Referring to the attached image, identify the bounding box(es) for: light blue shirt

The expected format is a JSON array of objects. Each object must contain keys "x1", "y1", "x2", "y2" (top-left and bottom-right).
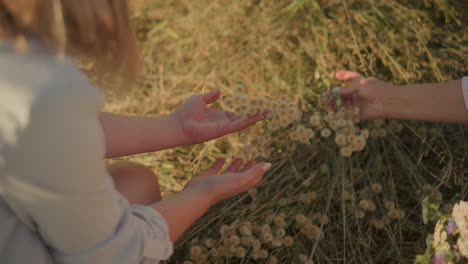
[{"x1": 0, "y1": 41, "x2": 173, "y2": 264}]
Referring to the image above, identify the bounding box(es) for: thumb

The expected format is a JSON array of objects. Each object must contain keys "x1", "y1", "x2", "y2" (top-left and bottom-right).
[
  {"x1": 200, "y1": 90, "x2": 221, "y2": 104},
  {"x1": 334, "y1": 70, "x2": 362, "y2": 81}
]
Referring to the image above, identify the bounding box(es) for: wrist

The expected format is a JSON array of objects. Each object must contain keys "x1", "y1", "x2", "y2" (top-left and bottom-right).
[
  {"x1": 167, "y1": 112, "x2": 194, "y2": 146},
  {"x1": 183, "y1": 181, "x2": 219, "y2": 206},
  {"x1": 163, "y1": 114, "x2": 191, "y2": 146},
  {"x1": 380, "y1": 84, "x2": 404, "y2": 120}
]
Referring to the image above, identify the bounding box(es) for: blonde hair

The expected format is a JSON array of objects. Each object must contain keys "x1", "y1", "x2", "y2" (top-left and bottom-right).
[{"x1": 0, "y1": 0, "x2": 139, "y2": 86}]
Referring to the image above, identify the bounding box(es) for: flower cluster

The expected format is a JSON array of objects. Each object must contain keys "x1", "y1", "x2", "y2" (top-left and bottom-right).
[
  {"x1": 350, "y1": 184, "x2": 405, "y2": 229},
  {"x1": 223, "y1": 95, "x2": 298, "y2": 158},
  {"x1": 186, "y1": 213, "x2": 299, "y2": 263},
  {"x1": 232, "y1": 133, "x2": 274, "y2": 159},
  {"x1": 290, "y1": 106, "x2": 369, "y2": 157},
  {"x1": 290, "y1": 125, "x2": 315, "y2": 144},
  {"x1": 223, "y1": 93, "x2": 404, "y2": 160},
  {"x1": 452, "y1": 201, "x2": 468, "y2": 258},
  {"x1": 387, "y1": 208, "x2": 406, "y2": 220},
  {"x1": 298, "y1": 254, "x2": 315, "y2": 264},
  {"x1": 224, "y1": 95, "x2": 301, "y2": 130},
  {"x1": 420, "y1": 184, "x2": 443, "y2": 204},
  {"x1": 184, "y1": 210, "x2": 330, "y2": 263},
  {"x1": 295, "y1": 213, "x2": 326, "y2": 240},
  {"x1": 359, "y1": 199, "x2": 377, "y2": 212},
  {"x1": 298, "y1": 191, "x2": 318, "y2": 205},
  {"x1": 415, "y1": 201, "x2": 468, "y2": 264}
]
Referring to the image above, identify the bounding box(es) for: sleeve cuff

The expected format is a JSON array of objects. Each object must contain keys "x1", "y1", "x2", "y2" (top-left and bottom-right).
[
  {"x1": 131, "y1": 205, "x2": 173, "y2": 261},
  {"x1": 462, "y1": 76, "x2": 468, "y2": 112}
]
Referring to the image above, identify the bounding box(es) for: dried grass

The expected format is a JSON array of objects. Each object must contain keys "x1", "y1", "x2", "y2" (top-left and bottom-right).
[{"x1": 101, "y1": 0, "x2": 467, "y2": 263}]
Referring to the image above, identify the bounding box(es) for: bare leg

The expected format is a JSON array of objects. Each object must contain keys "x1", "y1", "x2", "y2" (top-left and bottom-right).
[{"x1": 107, "y1": 161, "x2": 162, "y2": 205}]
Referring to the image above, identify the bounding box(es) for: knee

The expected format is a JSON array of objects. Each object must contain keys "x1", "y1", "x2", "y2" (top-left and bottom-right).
[
  {"x1": 108, "y1": 161, "x2": 162, "y2": 204},
  {"x1": 109, "y1": 161, "x2": 155, "y2": 179}
]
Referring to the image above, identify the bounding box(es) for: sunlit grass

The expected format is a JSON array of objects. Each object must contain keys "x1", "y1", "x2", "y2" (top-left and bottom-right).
[{"x1": 101, "y1": 0, "x2": 468, "y2": 263}]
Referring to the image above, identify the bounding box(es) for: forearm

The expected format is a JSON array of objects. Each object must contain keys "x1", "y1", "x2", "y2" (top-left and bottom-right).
[
  {"x1": 385, "y1": 80, "x2": 468, "y2": 123},
  {"x1": 151, "y1": 185, "x2": 215, "y2": 242},
  {"x1": 99, "y1": 113, "x2": 186, "y2": 158}
]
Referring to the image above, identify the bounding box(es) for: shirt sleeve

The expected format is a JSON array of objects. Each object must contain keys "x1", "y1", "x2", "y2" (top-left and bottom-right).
[
  {"x1": 462, "y1": 76, "x2": 468, "y2": 112},
  {"x1": 0, "y1": 60, "x2": 172, "y2": 263}
]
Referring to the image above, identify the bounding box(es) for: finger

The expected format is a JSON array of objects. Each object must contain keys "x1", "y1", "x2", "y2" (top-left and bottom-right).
[
  {"x1": 225, "y1": 112, "x2": 268, "y2": 133},
  {"x1": 334, "y1": 70, "x2": 362, "y2": 81},
  {"x1": 332, "y1": 76, "x2": 364, "y2": 96},
  {"x1": 240, "y1": 162, "x2": 272, "y2": 187},
  {"x1": 223, "y1": 158, "x2": 244, "y2": 173},
  {"x1": 200, "y1": 158, "x2": 226, "y2": 177},
  {"x1": 201, "y1": 90, "x2": 221, "y2": 104},
  {"x1": 241, "y1": 160, "x2": 256, "y2": 172}
]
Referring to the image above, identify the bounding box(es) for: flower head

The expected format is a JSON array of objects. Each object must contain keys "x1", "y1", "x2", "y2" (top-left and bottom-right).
[
  {"x1": 204, "y1": 238, "x2": 215, "y2": 248},
  {"x1": 298, "y1": 254, "x2": 308, "y2": 262},
  {"x1": 335, "y1": 134, "x2": 347, "y2": 146},
  {"x1": 320, "y1": 128, "x2": 332, "y2": 138},
  {"x1": 371, "y1": 183, "x2": 382, "y2": 193},
  {"x1": 340, "y1": 147, "x2": 352, "y2": 157},
  {"x1": 355, "y1": 210, "x2": 365, "y2": 218},
  {"x1": 271, "y1": 239, "x2": 282, "y2": 247},
  {"x1": 309, "y1": 115, "x2": 321, "y2": 126},
  {"x1": 262, "y1": 232, "x2": 273, "y2": 242},
  {"x1": 283, "y1": 236, "x2": 294, "y2": 246},
  {"x1": 384, "y1": 201, "x2": 395, "y2": 210},
  {"x1": 260, "y1": 249, "x2": 269, "y2": 259}
]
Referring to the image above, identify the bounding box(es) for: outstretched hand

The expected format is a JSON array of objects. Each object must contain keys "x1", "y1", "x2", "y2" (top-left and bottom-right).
[
  {"x1": 331, "y1": 70, "x2": 394, "y2": 120},
  {"x1": 185, "y1": 158, "x2": 271, "y2": 203},
  {"x1": 171, "y1": 90, "x2": 268, "y2": 145}
]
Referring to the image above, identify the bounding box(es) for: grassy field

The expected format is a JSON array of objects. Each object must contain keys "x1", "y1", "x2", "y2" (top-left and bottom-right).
[{"x1": 103, "y1": 0, "x2": 467, "y2": 263}]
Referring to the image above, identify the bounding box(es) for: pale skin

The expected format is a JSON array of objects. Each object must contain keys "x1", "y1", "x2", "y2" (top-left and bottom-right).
[
  {"x1": 100, "y1": 90, "x2": 271, "y2": 241},
  {"x1": 332, "y1": 70, "x2": 468, "y2": 123}
]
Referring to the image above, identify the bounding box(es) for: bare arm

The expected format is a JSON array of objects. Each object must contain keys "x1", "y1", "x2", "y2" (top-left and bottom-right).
[
  {"x1": 333, "y1": 70, "x2": 468, "y2": 123},
  {"x1": 99, "y1": 113, "x2": 185, "y2": 158},
  {"x1": 151, "y1": 184, "x2": 215, "y2": 241},
  {"x1": 99, "y1": 91, "x2": 266, "y2": 159},
  {"x1": 385, "y1": 80, "x2": 467, "y2": 123}
]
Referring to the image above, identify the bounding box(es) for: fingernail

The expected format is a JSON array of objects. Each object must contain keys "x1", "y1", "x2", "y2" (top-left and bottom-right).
[
  {"x1": 263, "y1": 162, "x2": 272, "y2": 171},
  {"x1": 332, "y1": 87, "x2": 341, "y2": 94}
]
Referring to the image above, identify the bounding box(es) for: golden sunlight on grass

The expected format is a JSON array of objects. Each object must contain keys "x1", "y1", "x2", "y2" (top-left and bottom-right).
[{"x1": 98, "y1": 0, "x2": 467, "y2": 263}]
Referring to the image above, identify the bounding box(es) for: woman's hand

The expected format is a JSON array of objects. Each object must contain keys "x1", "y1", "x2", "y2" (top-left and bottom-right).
[
  {"x1": 171, "y1": 90, "x2": 268, "y2": 145},
  {"x1": 185, "y1": 158, "x2": 271, "y2": 203},
  {"x1": 332, "y1": 70, "x2": 394, "y2": 120},
  {"x1": 152, "y1": 158, "x2": 271, "y2": 241}
]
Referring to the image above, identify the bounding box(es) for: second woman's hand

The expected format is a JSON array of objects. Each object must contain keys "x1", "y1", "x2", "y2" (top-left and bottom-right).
[{"x1": 332, "y1": 70, "x2": 394, "y2": 120}]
